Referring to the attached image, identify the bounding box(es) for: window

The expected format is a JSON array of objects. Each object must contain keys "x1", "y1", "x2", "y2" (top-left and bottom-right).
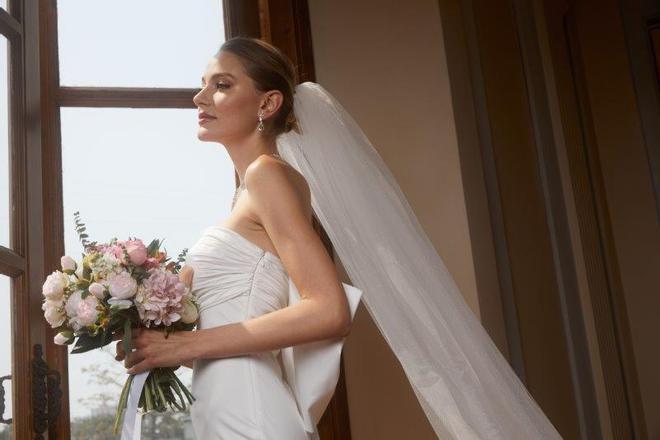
[
  {"x1": 61, "y1": 107, "x2": 234, "y2": 436},
  {"x1": 55, "y1": 2, "x2": 227, "y2": 437},
  {"x1": 57, "y1": 0, "x2": 224, "y2": 88}
]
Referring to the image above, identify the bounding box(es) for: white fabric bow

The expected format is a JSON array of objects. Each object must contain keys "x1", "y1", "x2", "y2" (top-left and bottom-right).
[{"x1": 280, "y1": 277, "x2": 363, "y2": 438}]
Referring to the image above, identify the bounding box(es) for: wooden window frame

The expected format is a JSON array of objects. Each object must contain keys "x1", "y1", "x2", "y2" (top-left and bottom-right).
[
  {"x1": 1, "y1": 0, "x2": 54, "y2": 438},
  {"x1": 0, "y1": 0, "x2": 354, "y2": 438}
]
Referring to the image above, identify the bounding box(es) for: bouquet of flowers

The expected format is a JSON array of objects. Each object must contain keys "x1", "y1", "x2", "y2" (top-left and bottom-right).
[{"x1": 41, "y1": 211, "x2": 199, "y2": 435}]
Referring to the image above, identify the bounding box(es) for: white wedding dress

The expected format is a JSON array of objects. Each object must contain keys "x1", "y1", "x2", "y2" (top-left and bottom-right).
[
  {"x1": 116, "y1": 222, "x2": 359, "y2": 440},
  {"x1": 185, "y1": 225, "x2": 320, "y2": 440}
]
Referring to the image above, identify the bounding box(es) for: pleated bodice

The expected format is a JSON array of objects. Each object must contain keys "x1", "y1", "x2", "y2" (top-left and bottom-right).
[{"x1": 186, "y1": 225, "x2": 288, "y2": 323}]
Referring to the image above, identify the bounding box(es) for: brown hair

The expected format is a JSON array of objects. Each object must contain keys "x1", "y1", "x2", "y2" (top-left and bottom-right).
[{"x1": 218, "y1": 37, "x2": 300, "y2": 137}]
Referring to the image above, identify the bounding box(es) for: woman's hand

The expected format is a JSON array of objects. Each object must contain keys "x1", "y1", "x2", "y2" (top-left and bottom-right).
[
  {"x1": 179, "y1": 265, "x2": 194, "y2": 291},
  {"x1": 114, "y1": 327, "x2": 196, "y2": 375}
]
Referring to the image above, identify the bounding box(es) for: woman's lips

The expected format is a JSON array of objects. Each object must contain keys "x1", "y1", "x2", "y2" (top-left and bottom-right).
[{"x1": 198, "y1": 115, "x2": 217, "y2": 125}]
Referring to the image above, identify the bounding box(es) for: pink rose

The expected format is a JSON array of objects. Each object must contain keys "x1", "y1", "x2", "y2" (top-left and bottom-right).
[
  {"x1": 124, "y1": 239, "x2": 148, "y2": 266},
  {"x1": 143, "y1": 257, "x2": 161, "y2": 270}
]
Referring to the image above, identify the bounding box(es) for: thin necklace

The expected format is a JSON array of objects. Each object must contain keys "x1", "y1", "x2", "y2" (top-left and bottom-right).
[{"x1": 231, "y1": 152, "x2": 282, "y2": 209}]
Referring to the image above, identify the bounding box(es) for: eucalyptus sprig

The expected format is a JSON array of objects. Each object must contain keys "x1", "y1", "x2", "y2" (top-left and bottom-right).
[
  {"x1": 173, "y1": 248, "x2": 189, "y2": 273},
  {"x1": 73, "y1": 211, "x2": 98, "y2": 252}
]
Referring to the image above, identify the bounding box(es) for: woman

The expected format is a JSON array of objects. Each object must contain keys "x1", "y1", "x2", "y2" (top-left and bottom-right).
[
  {"x1": 116, "y1": 37, "x2": 564, "y2": 439},
  {"x1": 116, "y1": 37, "x2": 352, "y2": 439}
]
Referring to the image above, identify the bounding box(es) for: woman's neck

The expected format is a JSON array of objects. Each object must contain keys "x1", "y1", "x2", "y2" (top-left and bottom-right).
[{"x1": 224, "y1": 133, "x2": 279, "y2": 185}]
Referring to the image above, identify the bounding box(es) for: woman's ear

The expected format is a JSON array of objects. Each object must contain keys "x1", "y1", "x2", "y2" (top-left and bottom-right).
[{"x1": 262, "y1": 90, "x2": 284, "y2": 119}]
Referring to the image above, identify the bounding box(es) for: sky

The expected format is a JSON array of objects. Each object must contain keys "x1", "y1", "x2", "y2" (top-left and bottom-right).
[{"x1": 2, "y1": 0, "x2": 233, "y2": 421}]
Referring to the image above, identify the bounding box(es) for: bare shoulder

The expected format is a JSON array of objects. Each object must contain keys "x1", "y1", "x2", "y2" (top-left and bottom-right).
[{"x1": 245, "y1": 154, "x2": 311, "y2": 218}]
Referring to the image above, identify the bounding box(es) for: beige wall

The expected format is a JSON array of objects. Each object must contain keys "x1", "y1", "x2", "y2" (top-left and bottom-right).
[{"x1": 308, "y1": 0, "x2": 479, "y2": 437}]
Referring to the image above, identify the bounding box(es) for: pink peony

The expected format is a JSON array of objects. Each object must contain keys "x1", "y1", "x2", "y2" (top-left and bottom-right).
[
  {"x1": 75, "y1": 295, "x2": 101, "y2": 327},
  {"x1": 64, "y1": 290, "x2": 101, "y2": 330},
  {"x1": 106, "y1": 271, "x2": 138, "y2": 299},
  {"x1": 134, "y1": 268, "x2": 187, "y2": 327},
  {"x1": 88, "y1": 282, "x2": 106, "y2": 299},
  {"x1": 124, "y1": 239, "x2": 148, "y2": 266},
  {"x1": 60, "y1": 255, "x2": 77, "y2": 272}
]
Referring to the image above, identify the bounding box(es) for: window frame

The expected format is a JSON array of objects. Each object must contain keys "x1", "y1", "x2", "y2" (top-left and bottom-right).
[{"x1": 5, "y1": 0, "x2": 353, "y2": 437}]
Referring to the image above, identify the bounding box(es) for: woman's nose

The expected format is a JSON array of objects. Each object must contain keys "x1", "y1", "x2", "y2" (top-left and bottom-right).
[{"x1": 193, "y1": 88, "x2": 205, "y2": 107}]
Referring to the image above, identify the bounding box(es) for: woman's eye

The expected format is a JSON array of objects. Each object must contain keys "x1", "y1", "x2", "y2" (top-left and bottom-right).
[{"x1": 215, "y1": 82, "x2": 230, "y2": 90}]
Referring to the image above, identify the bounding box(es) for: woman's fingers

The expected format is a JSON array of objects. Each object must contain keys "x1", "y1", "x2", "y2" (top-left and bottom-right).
[
  {"x1": 115, "y1": 340, "x2": 126, "y2": 361},
  {"x1": 123, "y1": 349, "x2": 145, "y2": 369}
]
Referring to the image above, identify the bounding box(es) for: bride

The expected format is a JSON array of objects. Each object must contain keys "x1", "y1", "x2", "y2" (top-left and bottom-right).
[{"x1": 115, "y1": 36, "x2": 564, "y2": 439}]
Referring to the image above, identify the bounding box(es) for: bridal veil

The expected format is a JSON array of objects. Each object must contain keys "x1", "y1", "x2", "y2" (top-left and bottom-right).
[{"x1": 275, "y1": 81, "x2": 563, "y2": 439}]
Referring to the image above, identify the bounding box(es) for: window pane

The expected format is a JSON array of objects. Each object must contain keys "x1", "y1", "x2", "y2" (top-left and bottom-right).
[
  {"x1": 57, "y1": 0, "x2": 225, "y2": 87},
  {"x1": 0, "y1": 36, "x2": 8, "y2": 249},
  {"x1": 0, "y1": 274, "x2": 12, "y2": 438},
  {"x1": 61, "y1": 107, "x2": 234, "y2": 437}
]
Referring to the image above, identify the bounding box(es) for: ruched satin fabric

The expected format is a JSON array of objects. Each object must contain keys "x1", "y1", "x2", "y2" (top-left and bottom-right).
[{"x1": 186, "y1": 226, "x2": 310, "y2": 439}]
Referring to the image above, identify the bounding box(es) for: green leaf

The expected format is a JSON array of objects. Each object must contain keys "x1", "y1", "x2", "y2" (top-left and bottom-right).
[
  {"x1": 146, "y1": 239, "x2": 160, "y2": 257},
  {"x1": 70, "y1": 330, "x2": 107, "y2": 354}
]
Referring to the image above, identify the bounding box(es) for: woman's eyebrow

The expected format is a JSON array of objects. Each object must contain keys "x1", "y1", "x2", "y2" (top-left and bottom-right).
[{"x1": 201, "y1": 72, "x2": 236, "y2": 84}]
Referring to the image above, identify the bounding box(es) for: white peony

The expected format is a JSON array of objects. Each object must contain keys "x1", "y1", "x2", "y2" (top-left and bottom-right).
[
  {"x1": 42, "y1": 298, "x2": 66, "y2": 328},
  {"x1": 42, "y1": 270, "x2": 69, "y2": 300}
]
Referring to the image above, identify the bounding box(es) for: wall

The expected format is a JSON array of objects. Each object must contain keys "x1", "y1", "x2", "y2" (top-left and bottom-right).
[{"x1": 307, "y1": 0, "x2": 479, "y2": 437}]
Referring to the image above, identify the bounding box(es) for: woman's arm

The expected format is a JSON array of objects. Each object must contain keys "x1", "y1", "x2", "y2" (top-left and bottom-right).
[
  {"x1": 191, "y1": 156, "x2": 351, "y2": 362},
  {"x1": 124, "y1": 156, "x2": 352, "y2": 374}
]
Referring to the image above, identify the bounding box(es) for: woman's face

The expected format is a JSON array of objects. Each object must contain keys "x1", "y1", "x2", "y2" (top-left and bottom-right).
[{"x1": 193, "y1": 51, "x2": 263, "y2": 144}]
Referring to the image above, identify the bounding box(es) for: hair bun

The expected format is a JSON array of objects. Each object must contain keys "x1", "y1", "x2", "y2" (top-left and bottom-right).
[{"x1": 286, "y1": 112, "x2": 300, "y2": 134}]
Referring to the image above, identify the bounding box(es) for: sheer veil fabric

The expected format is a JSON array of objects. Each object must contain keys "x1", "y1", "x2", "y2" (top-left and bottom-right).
[{"x1": 275, "y1": 82, "x2": 564, "y2": 439}]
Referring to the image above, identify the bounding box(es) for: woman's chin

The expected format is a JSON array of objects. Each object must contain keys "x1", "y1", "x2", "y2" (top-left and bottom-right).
[{"x1": 197, "y1": 128, "x2": 217, "y2": 142}]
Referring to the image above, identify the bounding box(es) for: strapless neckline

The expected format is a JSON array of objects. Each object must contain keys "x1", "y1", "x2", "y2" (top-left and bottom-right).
[{"x1": 207, "y1": 225, "x2": 284, "y2": 267}]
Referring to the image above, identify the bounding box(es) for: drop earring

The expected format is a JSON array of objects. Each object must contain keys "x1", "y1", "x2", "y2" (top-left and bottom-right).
[{"x1": 257, "y1": 111, "x2": 265, "y2": 132}]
